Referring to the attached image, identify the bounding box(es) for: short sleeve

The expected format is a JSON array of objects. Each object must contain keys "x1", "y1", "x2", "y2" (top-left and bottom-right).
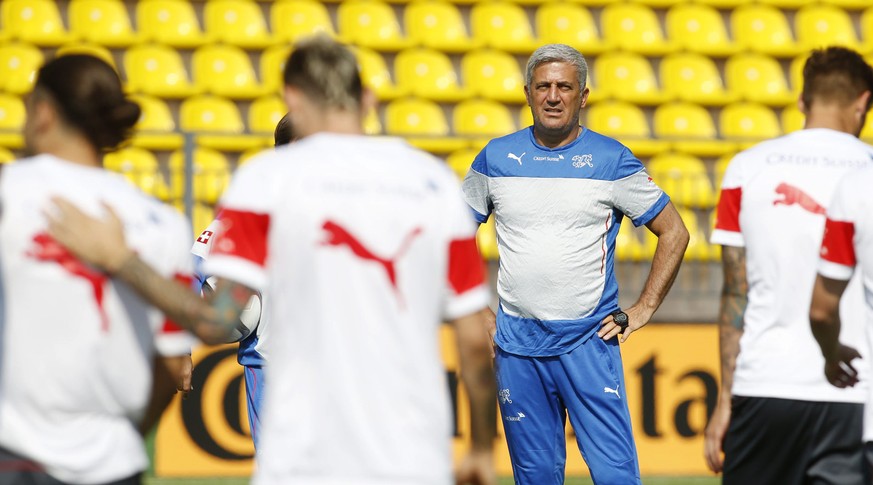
[
  {"x1": 711, "y1": 154, "x2": 745, "y2": 247},
  {"x1": 191, "y1": 219, "x2": 221, "y2": 292},
  {"x1": 203, "y1": 163, "x2": 273, "y2": 292},
  {"x1": 461, "y1": 149, "x2": 492, "y2": 224},
  {"x1": 443, "y1": 183, "x2": 490, "y2": 320},
  {"x1": 818, "y1": 175, "x2": 858, "y2": 281},
  {"x1": 612, "y1": 149, "x2": 669, "y2": 227}
]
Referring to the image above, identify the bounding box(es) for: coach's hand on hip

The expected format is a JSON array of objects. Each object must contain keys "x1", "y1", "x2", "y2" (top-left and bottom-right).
[{"x1": 598, "y1": 305, "x2": 651, "y2": 342}]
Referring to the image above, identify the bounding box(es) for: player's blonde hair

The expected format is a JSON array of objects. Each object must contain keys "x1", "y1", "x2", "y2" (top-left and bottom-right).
[{"x1": 283, "y1": 36, "x2": 362, "y2": 112}]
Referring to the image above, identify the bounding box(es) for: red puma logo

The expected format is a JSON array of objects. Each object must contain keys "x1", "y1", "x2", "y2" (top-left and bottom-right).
[
  {"x1": 320, "y1": 220, "x2": 422, "y2": 307},
  {"x1": 27, "y1": 233, "x2": 110, "y2": 331},
  {"x1": 773, "y1": 183, "x2": 826, "y2": 215}
]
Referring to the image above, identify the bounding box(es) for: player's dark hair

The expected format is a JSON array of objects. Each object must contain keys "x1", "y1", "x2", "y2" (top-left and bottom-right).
[
  {"x1": 283, "y1": 36, "x2": 362, "y2": 111},
  {"x1": 35, "y1": 54, "x2": 140, "y2": 152},
  {"x1": 274, "y1": 113, "x2": 295, "y2": 146},
  {"x1": 802, "y1": 47, "x2": 873, "y2": 111}
]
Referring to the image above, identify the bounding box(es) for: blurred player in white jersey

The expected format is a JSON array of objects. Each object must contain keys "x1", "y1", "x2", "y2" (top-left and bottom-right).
[
  {"x1": 0, "y1": 55, "x2": 195, "y2": 483},
  {"x1": 191, "y1": 113, "x2": 296, "y2": 447},
  {"x1": 46, "y1": 37, "x2": 498, "y2": 485},
  {"x1": 706, "y1": 47, "x2": 873, "y2": 484},
  {"x1": 811, "y1": 145, "x2": 873, "y2": 482}
]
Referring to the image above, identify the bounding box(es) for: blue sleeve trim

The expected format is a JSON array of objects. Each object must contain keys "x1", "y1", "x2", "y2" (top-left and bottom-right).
[
  {"x1": 632, "y1": 192, "x2": 670, "y2": 227},
  {"x1": 471, "y1": 207, "x2": 489, "y2": 224},
  {"x1": 470, "y1": 147, "x2": 489, "y2": 177},
  {"x1": 192, "y1": 254, "x2": 208, "y2": 291}
]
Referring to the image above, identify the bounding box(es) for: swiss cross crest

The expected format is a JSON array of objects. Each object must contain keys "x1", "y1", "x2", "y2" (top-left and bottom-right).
[{"x1": 196, "y1": 230, "x2": 214, "y2": 245}]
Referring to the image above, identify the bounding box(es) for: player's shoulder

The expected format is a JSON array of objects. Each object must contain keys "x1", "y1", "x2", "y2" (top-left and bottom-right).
[
  {"x1": 482, "y1": 127, "x2": 534, "y2": 155},
  {"x1": 581, "y1": 128, "x2": 632, "y2": 157}
]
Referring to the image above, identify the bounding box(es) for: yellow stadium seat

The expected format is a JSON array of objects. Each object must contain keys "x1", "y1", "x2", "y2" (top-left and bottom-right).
[
  {"x1": 192, "y1": 204, "x2": 216, "y2": 238},
  {"x1": 2, "y1": 0, "x2": 72, "y2": 46},
  {"x1": 519, "y1": 106, "x2": 533, "y2": 129},
  {"x1": 445, "y1": 148, "x2": 479, "y2": 180},
  {"x1": 757, "y1": 0, "x2": 813, "y2": 8},
  {"x1": 0, "y1": 94, "x2": 24, "y2": 149},
  {"x1": 0, "y1": 147, "x2": 15, "y2": 164},
  {"x1": 665, "y1": 4, "x2": 741, "y2": 57},
  {"x1": 395, "y1": 48, "x2": 474, "y2": 102},
  {"x1": 272, "y1": 0, "x2": 336, "y2": 45},
  {"x1": 615, "y1": 221, "x2": 648, "y2": 262},
  {"x1": 862, "y1": 8, "x2": 873, "y2": 54},
  {"x1": 830, "y1": 0, "x2": 873, "y2": 9},
  {"x1": 69, "y1": 0, "x2": 140, "y2": 47},
  {"x1": 364, "y1": 108, "x2": 382, "y2": 135},
  {"x1": 249, "y1": 95, "x2": 286, "y2": 141},
  {"x1": 125, "y1": 45, "x2": 200, "y2": 99},
  {"x1": 601, "y1": 3, "x2": 679, "y2": 56},
  {"x1": 714, "y1": 152, "x2": 735, "y2": 190},
  {"x1": 647, "y1": 153, "x2": 716, "y2": 208},
  {"x1": 732, "y1": 5, "x2": 804, "y2": 58},
  {"x1": 860, "y1": 116, "x2": 873, "y2": 143},
  {"x1": 781, "y1": 104, "x2": 805, "y2": 134},
  {"x1": 693, "y1": 0, "x2": 752, "y2": 8},
  {"x1": 104, "y1": 147, "x2": 170, "y2": 200},
  {"x1": 653, "y1": 102, "x2": 737, "y2": 157},
  {"x1": 355, "y1": 47, "x2": 408, "y2": 101},
  {"x1": 661, "y1": 53, "x2": 738, "y2": 106},
  {"x1": 179, "y1": 95, "x2": 263, "y2": 151},
  {"x1": 192, "y1": 45, "x2": 268, "y2": 99},
  {"x1": 796, "y1": 5, "x2": 860, "y2": 52},
  {"x1": 128, "y1": 94, "x2": 183, "y2": 150},
  {"x1": 261, "y1": 45, "x2": 291, "y2": 95},
  {"x1": 470, "y1": 2, "x2": 542, "y2": 54},
  {"x1": 204, "y1": 0, "x2": 274, "y2": 49},
  {"x1": 453, "y1": 99, "x2": 515, "y2": 150},
  {"x1": 137, "y1": 0, "x2": 211, "y2": 48},
  {"x1": 55, "y1": 43, "x2": 116, "y2": 69},
  {"x1": 0, "y1": 43, "x2": 44, "y2": 95},
  {"x1": 338, "y1": 0, "x2": 414, "y2": 51},
  {"x1": 405, "y1": 1, "x2": 481, "y2": 52},
  {"x1": 644, "y1": 207, "x2": 714, "y2": 260},
  {"x1": 595, "y1": 52, "x2": 671, "y2": 105},
  {"x1": 720, "y1": 102, "x2": 781, "y2": 148},
  {"x1": 461, "y1": 50, "x2": 526, "y2": 104},
  {"x1": 725, "y1": 53, "x2": 795, "y2": 107},
  {"x1": 384, "y1": 98, "x2": 468, "y2": 153},
  {"x1": 476, "y1": 215, "x2": 499, "y2": 261},
  {"x1": 585, "y1": 101, "x2": 670, "y2": 157},
  {"x1": 169, "y1": 148, "x2": 232, "y2": 204},
  {"x1": 536, "y1": 3, "x2": 612, "y2": 55},
  {"x1": 789, "y1": 54, "x2": 807, "y2": 99}
]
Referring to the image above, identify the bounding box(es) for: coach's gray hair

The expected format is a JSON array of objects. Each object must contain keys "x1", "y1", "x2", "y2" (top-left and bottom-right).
[
  {"x1": 525, "y1": 44, "x2": 588, "y2": 90},
  {"x1": 284, "y1": 35, "x2": 362, "y2": 111}
]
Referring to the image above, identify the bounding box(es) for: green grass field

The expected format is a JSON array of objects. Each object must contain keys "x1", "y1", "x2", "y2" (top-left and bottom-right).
[{"x1": 145, "y1": 478, "x2": 720, "y2": 485}]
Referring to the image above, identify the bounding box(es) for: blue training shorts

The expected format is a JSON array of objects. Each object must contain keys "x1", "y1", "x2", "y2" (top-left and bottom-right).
[
  {"x1": 495, "y1": 335, "x2": 641, "y2": 485},
  {"x1": 243, "y1": 364, "x2": 265, "y2": 448}
]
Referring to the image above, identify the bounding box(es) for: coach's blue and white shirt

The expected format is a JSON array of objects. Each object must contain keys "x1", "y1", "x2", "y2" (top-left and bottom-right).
[{"x1": 462, "y1": 126, "x2": 669, "y2": 357}]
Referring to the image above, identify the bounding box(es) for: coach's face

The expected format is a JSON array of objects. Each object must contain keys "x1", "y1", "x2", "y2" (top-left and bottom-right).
[{"x1": 525, "y1": 61, "x2": 589, "y2": 144}]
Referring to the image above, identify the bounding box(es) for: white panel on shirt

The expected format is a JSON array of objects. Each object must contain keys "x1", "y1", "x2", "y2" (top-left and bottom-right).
[
  {"x1": 0, "y1": 155, "x2": 194, "y2": 483},
  {"x1": 204, "y1": 134, "x2": 489, "y2": 485},
  {"x1": 712, "y1": 129, "x2": 873, "y2": 404}
]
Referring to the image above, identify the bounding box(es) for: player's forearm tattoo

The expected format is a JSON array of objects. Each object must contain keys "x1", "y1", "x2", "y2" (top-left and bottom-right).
[
  {"x1": 718, "y1": 246, "x2": 747, "y2": 395},
  {"x1": 720, "y1": 246, "x2": 748, "y2": 331},
  {"x1": 114, "y1": 254, "x2": 251, "y2": 344}
]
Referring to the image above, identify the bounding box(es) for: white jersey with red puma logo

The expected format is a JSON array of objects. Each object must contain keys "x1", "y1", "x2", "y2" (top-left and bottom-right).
[
  {"x1": 0, "y1": 155, "x2": 195, "y2": 483},
  {"x1": 712, "y1": 128, "x2": 873, "y2": 403},
  {"x1": 204, "y1": 133, "x2": 490, "y2": 485}
]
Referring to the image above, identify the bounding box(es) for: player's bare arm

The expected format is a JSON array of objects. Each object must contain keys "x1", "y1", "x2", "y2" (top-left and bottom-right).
[
  {"x1": 140, "y1": 354, "x2": 189, "y2": 435},
  {"x1": 704, "y1": 245, "x2": 747, "y2": 473},
  {"x1": 451, "y1": 310, "x2": 498, "y2": 485},
  {"x1": 599, "y1": 201, "x2": 689, "y2": 342},
  {"x1": 809, "y1": 275, "x2": 861, "y2": 388},
  {"x1": 45, "y1": 198, "x2": 252, "y2": 344}
]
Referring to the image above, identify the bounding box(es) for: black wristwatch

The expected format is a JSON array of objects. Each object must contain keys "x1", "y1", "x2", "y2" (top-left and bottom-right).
[{"x1": 611, "y1": 310, "x2": 629, "y2": 332}]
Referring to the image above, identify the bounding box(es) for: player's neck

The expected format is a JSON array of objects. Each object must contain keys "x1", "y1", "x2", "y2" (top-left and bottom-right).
[
  {"x1": 804, "y1": 104, "x2": 862, "y2": 137},
  {"x1": 297, "y1": 110, "x2": 364, "y2": 138},
  {"x1": 533, "y1": 124, "x2": 582, "y2": 149},
  {"x1": 35, "y1": 131, "x2": 101, "y2": 168}
]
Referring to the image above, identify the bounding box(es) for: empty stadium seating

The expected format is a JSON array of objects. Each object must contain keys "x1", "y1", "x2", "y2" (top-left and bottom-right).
[
  {"x1": 395, "y1": 48, "x2": 474, "y2": 102},
  {"x1": 0, "y1": 43, "x2": 44, "y2": 94},
  {"x1": 69, "y1": 0, "x2": 140, "y2": 47},
  {"x1": 179, "y1": 95, "x2": 263, "y2": 151},
  {"x1": 586, "y1": 101, "x2": 670, "y2": 157},
  {"x1": 271, "y1": 0, "x2": 336, "y2": 44},
  {"x1": 384, "y1": 97, "x2": 467, "y2": 153},
  {"x1": 405, "y1": 0, "x2": 481, "y2": 52},
  {"x1": 204, "y1": 0, "x2": 274, "y2": 49},
  {"x1": 461, "y1": 50, "x2": 527, "y2": 104},
  {"x1": 338, "y1": 0, "x2": 414, "y2": 51},
  {"x1": 660, "y1": 53, "x2": 738, "y2": 106},
  {"x1": 595, "y1": 52, "x2": 671, "y2": 105},
  {"x1": 0, "y1": 93, "x2": 25, "y2": 148},
  {"x1": 124, "y1": 44, "x2": 201, "y2": 98},
  {"x1": 725, "y1": 53, "x2": 796, "y2": 106},
  {"x1": 104, "y1": 147, "x2": 170, "y2": 199},
  {"x1": 601, "y1": 3, "x2": 678, "y2": 56},
  {"x1": 192, "y1": 44, "x2": 268, "y2": 99},
  {"x1": 470, "y1": 2, "x2": 541, "y2": 54},
  {"x1": 665, "y1": 4, "x2": 741, "y2": 57},
  {"x1": 2, "y1": 0, "x2": 72, "y2": 46},
  {"x1": 136, "y1": 0, "x2": 211, "y2": 48}
]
